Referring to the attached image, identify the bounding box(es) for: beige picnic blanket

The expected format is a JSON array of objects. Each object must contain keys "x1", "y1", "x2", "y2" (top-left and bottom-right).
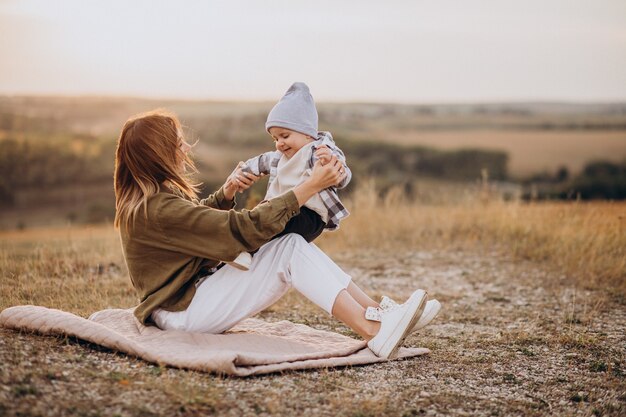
[{"x1": 0, "y1": 305, "x2": 429, "y2": 376}]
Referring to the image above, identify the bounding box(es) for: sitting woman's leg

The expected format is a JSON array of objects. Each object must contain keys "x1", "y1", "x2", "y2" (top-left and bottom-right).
[
  {"x1": 153, "y1": 234, "x2": 303, "y2": 333},
  {"x1": 281, "y1": 236, "x2": 381, "y2": 340},
  {"x1": 298, "y1": 240, "x2": 427, "y2": 358},
  {"x1": 331, "y1": 289, "x2": 379, "y2": 339},
  {"x1": 307, "y1": 242, "x2": 380, "y2": 310},
  {"x1": 152, "y1": 233, "x2": 380, "y2": 339}
]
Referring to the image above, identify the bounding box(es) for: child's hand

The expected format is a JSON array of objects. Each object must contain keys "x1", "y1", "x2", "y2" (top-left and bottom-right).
[
  {"x1": 315, "y1": 145, "x2": 332, "y2": 165},
  {"x1": 231, "y1": 162, "x2": 264, "y2": 193}
]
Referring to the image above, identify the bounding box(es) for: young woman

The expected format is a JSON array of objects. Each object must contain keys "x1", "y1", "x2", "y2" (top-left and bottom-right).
[{"x1": 113, "y1": 109, "x2": 428, "y2": 359}]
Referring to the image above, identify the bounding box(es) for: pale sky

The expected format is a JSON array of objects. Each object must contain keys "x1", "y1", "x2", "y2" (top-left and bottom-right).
[{"x1": 1, "y1": 0, "x2": 625, "y2": 103}]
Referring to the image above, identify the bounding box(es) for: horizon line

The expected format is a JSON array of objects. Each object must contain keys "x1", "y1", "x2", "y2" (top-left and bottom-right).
[{"x1": 2, "y1": 92, "x2": 626, "y2": 107}]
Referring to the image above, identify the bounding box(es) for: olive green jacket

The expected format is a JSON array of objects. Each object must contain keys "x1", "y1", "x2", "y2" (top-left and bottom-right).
[{"x1": 119, "y1": 186, "x2": 300, "y2": 324}]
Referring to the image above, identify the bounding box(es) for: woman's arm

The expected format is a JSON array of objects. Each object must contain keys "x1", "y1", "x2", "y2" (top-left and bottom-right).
[
  {"x1": 199, "y1": 186, "x2": 236, "y2": 210},
  {"x1": 157, "y1": 156, "x2": 345, "y2": 261},
  {"x1": 293, "y1": 155, "x2": 346, "y2": 205},
  {"x1": 157, "y1": 191, "x2": 300, "y2": 261}
]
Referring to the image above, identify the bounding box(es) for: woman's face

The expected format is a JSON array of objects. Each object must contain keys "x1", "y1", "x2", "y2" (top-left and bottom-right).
[{"x1": 269, "y1": 127, "x2": 313, "y2": 159}]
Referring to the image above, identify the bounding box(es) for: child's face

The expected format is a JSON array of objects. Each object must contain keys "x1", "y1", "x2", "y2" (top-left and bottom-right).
[{"x1": 269, "y1": 127, "x2": 314, "y2": 159}]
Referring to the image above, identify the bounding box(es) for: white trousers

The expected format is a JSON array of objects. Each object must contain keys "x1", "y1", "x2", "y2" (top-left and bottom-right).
[{"x1": 151, "y1": 234, "x2": 352, "y2": 334}]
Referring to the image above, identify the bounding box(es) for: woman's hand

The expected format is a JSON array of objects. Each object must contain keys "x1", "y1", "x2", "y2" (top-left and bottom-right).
[
  {"x1": 223, "y1": 175, "x2": 238, "y2": 201},
  {"x1": 292, "y1": 156, "x2": 346, "y2": 206},
  {"x1": 223, "y1": 162, "x2": 263, "y2": 201},
  {"x1": 309, "y1": 155, "x2": 346, "y2": 190}
]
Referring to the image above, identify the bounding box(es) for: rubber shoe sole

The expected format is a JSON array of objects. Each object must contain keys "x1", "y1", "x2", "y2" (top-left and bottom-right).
[
  {"x1": 413, "y1": 299, "x2": 442, "y2": 332},
  {"x1": 369, "y1": 289, "x2": 427, "y2": 360}
]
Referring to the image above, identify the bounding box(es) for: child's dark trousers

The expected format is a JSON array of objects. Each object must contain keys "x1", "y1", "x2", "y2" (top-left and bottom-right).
[{"x1": 273, "y1": 206, "x2": 326, "y2": 243}]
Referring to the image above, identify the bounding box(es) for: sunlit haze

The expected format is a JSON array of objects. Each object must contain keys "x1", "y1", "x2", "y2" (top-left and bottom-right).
[{"x1": 1, "y1": 0, "x2": 625, "y2": 102}]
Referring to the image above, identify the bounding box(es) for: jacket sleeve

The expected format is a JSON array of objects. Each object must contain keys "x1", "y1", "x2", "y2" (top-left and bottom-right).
[
  {"x1": 156, "y1": 190, "x2": 300, "y2": 261},
  {"x1": 198, "y1": 186, "x2": 236, "y2": 210},
  {"x1": 331, "y1": 144, "x2": 352, "y2": 190},
  {"x1": 240, "y1": 151, "x2": 277, "y2": 176}
]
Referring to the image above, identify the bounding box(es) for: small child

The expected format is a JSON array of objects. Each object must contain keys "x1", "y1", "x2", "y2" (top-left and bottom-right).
[{"x1": 228, "y1": 82, "x2": 351, "y2": 270}]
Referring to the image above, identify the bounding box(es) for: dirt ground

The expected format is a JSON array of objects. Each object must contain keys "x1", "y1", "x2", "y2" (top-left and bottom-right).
[{"x1": 1, "y1": 248, "x2": 625, "y2": 416}]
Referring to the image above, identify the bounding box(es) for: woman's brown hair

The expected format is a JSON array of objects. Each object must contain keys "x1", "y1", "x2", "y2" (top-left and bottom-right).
[{"x1": 114, "y1": 109, "x2": 199, "y2": 229}]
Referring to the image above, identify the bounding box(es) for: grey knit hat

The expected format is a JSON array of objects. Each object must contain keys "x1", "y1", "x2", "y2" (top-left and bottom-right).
[{"x1": 265, "y1": 82, "x2": 318, "y2": 138}]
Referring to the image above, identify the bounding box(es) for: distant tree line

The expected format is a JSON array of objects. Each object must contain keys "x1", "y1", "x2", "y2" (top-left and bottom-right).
[
  {"x1": 522, "y1": 159, "x2": 626, "y2": 201},
  {"x1": 0, "y1": 138, "x2": 114, "y2": 207},
  {"x1": 340, "y1": 139, "x2": 508, "y2": 185},
  {"x1": 557, "y1": 160, "x2": 626, "y2": 200},
  {"x1": 2, "y1": 127, "x2": 622, "y2": 216}
]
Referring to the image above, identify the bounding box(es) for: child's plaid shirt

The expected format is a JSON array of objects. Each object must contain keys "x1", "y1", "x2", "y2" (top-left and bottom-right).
[{"x1": 240, "y1": 131, "x2": 351, "y2": 231}]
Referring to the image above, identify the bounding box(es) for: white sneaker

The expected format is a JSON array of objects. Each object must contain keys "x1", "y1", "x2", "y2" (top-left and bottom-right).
[
  {"x1": 366, "y1": 296, "x2": 441, "y2": 333},
  {"x1": 366, "y1": 289, "x2": 427, "y2": 359},
  {"x1": 227, "y1": 252, "x2": 252, "y2": 271},
  {"x1": 414, "y1": 299, "x2": 441, "y2": 330}
]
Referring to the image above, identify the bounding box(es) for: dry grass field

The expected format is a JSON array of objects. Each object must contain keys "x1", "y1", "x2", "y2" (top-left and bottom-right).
[
  {"x1": 1, "y1": 183, "x2": 625, "y2": 416},
  {"x1": 353, "y1": 130, "x2": 626, "y2": 177}
]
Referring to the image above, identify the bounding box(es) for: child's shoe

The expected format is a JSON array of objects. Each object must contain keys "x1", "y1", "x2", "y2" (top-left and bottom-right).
[
  {"x1": 227, "y1": 252, "x2": 252, "y2": 271},
  {"x1": 366, "y1": 289, "x2": 427, "y2": 359},
  {"x1": 366, "y1": 296, "x2": 441, "y2": 332}
]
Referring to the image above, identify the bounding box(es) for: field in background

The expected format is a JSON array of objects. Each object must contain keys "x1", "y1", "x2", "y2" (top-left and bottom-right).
[
  {"x1": 1, "y1": 184, "x2": 625, "y2": 416},
  {"x1": 2, "y1": 182, "x2": 624, "y2": 314},
  {"x1": 320, "y1": 182, "x2": 626, "y2": 298},
  {"x1": 2, "y1": 96, "x2": 624, "y2": 178},
  {"x1": 2, "y1": 99, "x2": 625, "y2": 167},
  {"x1": 1, "y1": 96, "x2": 625, "y2": 230},
  {"x1": 358, "y1": 129, "x2": 626, "y2": 177}
]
